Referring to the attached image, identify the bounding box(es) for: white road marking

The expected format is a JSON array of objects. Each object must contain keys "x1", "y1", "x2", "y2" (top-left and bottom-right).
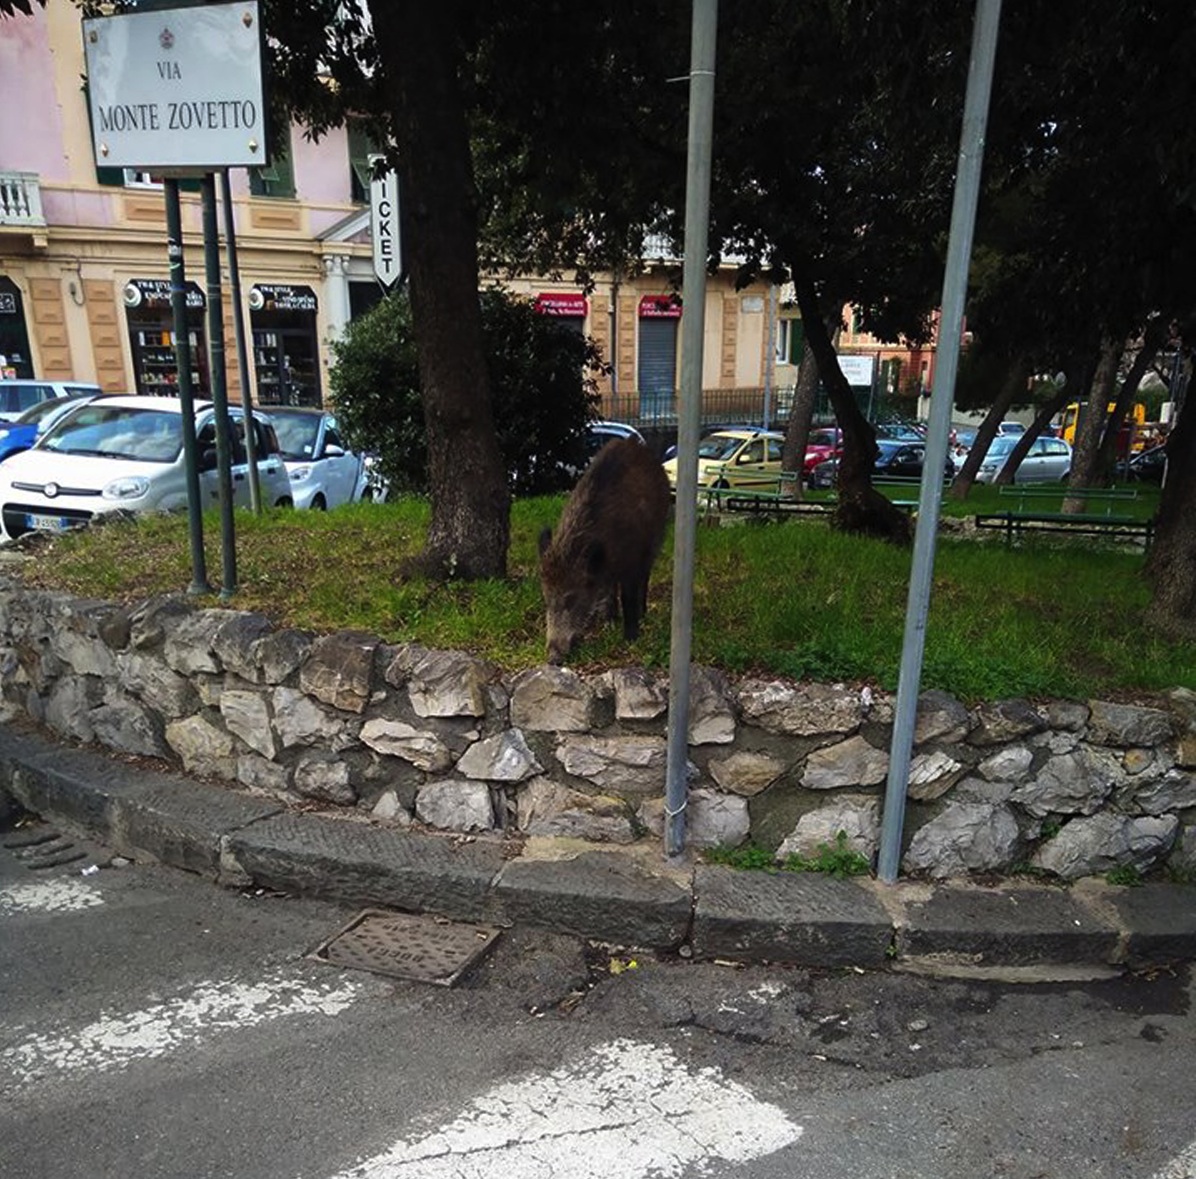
[
  {"x1": 328, "y1": 1037, "x2": 803, "y2": 1179},
  {"x1": 1153, "y1": 1140, "x2": 1196, "y2": 1178},
  {"x1": 1, "y1": 968, "x2": 363, "y2": 1082},
  {"x1": 0, "y1": 878, "x2": 104, "y2": 914}
]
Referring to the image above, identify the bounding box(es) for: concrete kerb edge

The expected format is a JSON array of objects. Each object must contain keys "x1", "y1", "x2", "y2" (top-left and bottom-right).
[{"x1": 3, "y1": 725, "x2": 1194, "y2": 969}]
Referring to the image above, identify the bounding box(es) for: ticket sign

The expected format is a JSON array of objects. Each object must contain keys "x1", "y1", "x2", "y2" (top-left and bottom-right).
[
  {"x1": 83, "y1": 2, "x2": 266, "y2": 169},
  {"x1": 369, "y1": 156, "x2": 403, "y2": 289}
]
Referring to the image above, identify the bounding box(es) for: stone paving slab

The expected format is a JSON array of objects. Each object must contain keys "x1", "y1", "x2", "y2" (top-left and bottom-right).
[
  {"x1": 896, "y1": 883, "x2": 1121, "y2": 967},
  {"x1": 0, "y1": 724, "x2": 282, "y2": 877},
  {"x1": 225, "y1": 812, "x2": 508, "y2": 922},
  {"x1": 691, "y1": 866, "x2": 895, "y2": 966},
  {"x1": 1099, "y1": 883, "x2": 1196, "y2": 966},
  {"x1": 495, "y1": 851, "x2": 693, "y2": 949}
]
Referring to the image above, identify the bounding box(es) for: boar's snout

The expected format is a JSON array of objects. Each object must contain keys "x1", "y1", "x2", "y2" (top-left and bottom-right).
[{"x1": 545, "y1": 611, "x2": 580, "y2": 666}]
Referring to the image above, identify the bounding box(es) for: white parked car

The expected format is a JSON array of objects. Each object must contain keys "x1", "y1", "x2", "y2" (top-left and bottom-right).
[
  {"x1": 0, "y1": 395, "x2": 292, "y2": 542},
  {"x1": 261, "y1": 406, "x2": 366, "y2": 510}
]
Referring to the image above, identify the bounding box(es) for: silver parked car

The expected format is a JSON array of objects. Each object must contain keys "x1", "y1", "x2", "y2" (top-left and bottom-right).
[{"x1": 974, "y1": 434, "x2": 1072, "y2": 484}]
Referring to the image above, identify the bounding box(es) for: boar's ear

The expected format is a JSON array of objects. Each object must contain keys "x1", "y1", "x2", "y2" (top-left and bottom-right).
[
  {"x1": 538, "y1": 527, "x2": 553, "y2": 556},
  {"x1": 586, "y1": 541, "x2": 607, "y2": 576}
]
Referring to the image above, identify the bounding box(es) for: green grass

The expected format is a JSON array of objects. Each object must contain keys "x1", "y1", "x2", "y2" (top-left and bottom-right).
[
  {"x1": 13, "y1": 483, "x2": 1192, "y2": 702},
  {"x1": 702, "y1": 832, "x2": 871, "y2": 877}
]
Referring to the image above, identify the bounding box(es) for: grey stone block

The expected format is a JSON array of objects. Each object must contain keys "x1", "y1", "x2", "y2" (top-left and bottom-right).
[
  {"x1": 1101, "y1": 883, "x2": 1196, "y2": 966},
  {"x1": 0, "y1": 723, "x2": 282, "y2": 876},
  {"x1": 898, "y1": 883, "x2": 1119, "y2": 966},
  {"x1": 3, "y1": 736, "x2": 145, "y2": 833},
  {"x1": 107, "y1": 780, "x2": 282, "y2": 878},
  {"x1": 226, "y1": 813, "x2": 507, "y2": 921},
  {"x1": 692, "y1": 866, "x2": 893, "y2": 966},
  {"x1": 495, "y1": 852, "x2": 692, "y2": 950}
]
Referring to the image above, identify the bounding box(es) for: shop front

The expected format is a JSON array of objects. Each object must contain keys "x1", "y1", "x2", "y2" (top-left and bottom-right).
[
  {"x1": 637, "y1": 294, "x2": 681, "y2": 421},
  {"x1": 248, "y1": 284, "x2": 321, "y2": 407},
  {"x1": 0, "y1": 277, "x2": 34, "y2": 379},
  {"x1": 123, "y1": 279, "x2": 208, "y2": 397}
]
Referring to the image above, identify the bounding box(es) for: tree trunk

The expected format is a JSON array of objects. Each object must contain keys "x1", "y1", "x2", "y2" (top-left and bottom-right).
[
  {"x1": 370, "y1": 1, "x2": 510, "y2": 579},
  {"x1": 1064, "y1": 336, "x2": 1122, "y2": 508},
  {"x1": 1145, "y1": 388, "x2": 1196, "y2": 639},
  {"x1": 949, "y1": 358, "x2": 1027, "y2": 497},
  {"x1": 789, "y1": 267, "x2": 911, "y2": 543},
  {"x1": 996, "y1": 384, "x2": 1074, "y2": 484},
  {"x1": 780, "y1": 338, "x2": 822, "y2": 499},
  {"x1": 1094, "y1": 320, "x2": 1164, "y2": 476}
]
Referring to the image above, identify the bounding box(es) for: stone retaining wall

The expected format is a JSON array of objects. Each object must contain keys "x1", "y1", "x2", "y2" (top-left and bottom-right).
[{"x1": 2, "y1": 577, "x2": 1194, "y2": 882}]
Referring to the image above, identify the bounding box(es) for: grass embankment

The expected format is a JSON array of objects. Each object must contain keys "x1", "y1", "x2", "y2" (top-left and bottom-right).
[{"x1": 15, "y1": 481, "x2": 1189, "y2": 703}]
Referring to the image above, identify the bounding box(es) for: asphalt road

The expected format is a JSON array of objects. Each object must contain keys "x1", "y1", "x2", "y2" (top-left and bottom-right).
[{"x1": 2, "y1": 826, "x2": 1194, "y2": 1179}]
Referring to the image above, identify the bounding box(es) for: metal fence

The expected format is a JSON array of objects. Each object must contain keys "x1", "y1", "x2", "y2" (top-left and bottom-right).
[{"x1": 601, "y1": 385, "x2": 917, "y2": 452}]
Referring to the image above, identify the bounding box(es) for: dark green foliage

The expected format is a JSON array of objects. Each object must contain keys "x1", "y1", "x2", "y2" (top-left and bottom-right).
[{"x1": 329, "y1": 289, "x2": 603, "y2": 497}]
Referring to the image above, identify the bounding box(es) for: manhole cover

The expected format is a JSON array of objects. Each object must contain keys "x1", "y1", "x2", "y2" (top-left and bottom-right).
[{"x1": 309, "y1": 909, "x2": 502, "y2": 987}]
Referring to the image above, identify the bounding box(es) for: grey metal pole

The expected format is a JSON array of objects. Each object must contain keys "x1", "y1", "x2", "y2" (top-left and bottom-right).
[
  {"x1": 878, "y1": 0, "x2": 1002, "y2": 882},
  {"x1": 163, "y1": 177, "x2": 210, "y2": 596},
  {"x1": 200, "y1": 173, "x2": 238, "y2": 599},
  {"x1": 220, "y1": 168, "x2": 261, "y2": 514},
  {"x1": 663, "y1": 0, "x2": 718, "y2": 859}
]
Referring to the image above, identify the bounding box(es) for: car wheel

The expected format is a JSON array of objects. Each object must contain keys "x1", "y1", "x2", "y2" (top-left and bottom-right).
[
  {"x1": 311, "y1": 494, "x2": 327, "y2": 511},
  {"x1": 276, "y1": 496, "x2": 294, "y2": 509}
]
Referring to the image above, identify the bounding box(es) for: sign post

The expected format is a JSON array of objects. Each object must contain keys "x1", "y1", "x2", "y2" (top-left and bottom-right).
[
  {"x1": 369, "y1": 156, "x2": 403, "y2": 290},
  {"x1": 82, "y1": 1, "x2": 267, "y2": 599}
]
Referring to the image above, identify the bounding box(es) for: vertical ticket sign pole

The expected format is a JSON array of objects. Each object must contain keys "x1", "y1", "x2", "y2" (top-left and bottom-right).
[
  {"x1": 82, "y1": 2, "x2": 267, "y2": 597},
  {"x1": 369, "y1": 156, "x2": 404, "y2": 292}
]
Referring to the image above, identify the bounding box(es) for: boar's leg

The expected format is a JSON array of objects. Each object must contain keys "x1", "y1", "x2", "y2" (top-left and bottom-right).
[{"x1": 620, "y1": 576, "x2": 647, "y2": 640}]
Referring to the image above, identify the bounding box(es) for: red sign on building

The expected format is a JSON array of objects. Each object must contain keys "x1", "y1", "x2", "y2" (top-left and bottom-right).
[
  {"x1": 534, "y1": 293, "x2": 589, "y2": 317},
  {"x1": 638, "y1": 294, "x2": 682, "y2": 318}
]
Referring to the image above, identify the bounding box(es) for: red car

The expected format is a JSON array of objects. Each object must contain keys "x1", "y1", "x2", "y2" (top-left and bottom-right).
[{"x1": 802, "y1": 427, "x2": 844, "y2": 475}]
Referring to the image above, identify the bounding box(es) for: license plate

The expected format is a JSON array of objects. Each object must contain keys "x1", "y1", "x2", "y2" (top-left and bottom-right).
[{"x1": 25, "y1": 513, "x2": 72, "y2": 533}]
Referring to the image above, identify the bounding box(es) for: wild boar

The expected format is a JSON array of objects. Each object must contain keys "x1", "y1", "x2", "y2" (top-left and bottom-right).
[{"x1": 538, "y1": 437, "x2": 671, "y2": 664}]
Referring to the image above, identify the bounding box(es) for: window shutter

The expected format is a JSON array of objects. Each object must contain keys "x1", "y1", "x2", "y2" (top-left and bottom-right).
[
  {"x1": 250, "y1": 126, "x2": 295, "y2": 198},
  {"x1": 347, "y1": 120, "x2": 375, "y2": 203}
]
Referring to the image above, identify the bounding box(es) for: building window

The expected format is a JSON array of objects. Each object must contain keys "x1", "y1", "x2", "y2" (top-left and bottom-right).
[
  {"x1": 123, "y1": 169, "x2": 163, "y2": 189},
  {"x1": 250, "y1": 127, "x2": 296, "y2": 199},
  {"x1": 347, "y1": 119, "x2": 383, "y2": 204},
  {"x1": 776, "y1": 318, "x2": 804, "y2": 365}
]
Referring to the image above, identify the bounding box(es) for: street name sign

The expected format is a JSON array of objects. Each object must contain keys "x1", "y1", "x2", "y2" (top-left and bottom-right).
[
  {"x1": 369, "y1": 156, "x2": 403, "y2": 289},
  {"x1": 83, "y1": 1, "x2": 266, "y2": 169}
]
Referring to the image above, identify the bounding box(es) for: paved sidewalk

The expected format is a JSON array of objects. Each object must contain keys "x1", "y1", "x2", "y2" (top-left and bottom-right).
[{"x1": 3, "y1": 721, "x2": 1195, "y2": 976}]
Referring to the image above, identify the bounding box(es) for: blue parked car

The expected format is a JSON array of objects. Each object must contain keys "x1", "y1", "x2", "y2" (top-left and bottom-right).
[{"x1": 0, "y1": 393, "x2": 100, "y2": 464}]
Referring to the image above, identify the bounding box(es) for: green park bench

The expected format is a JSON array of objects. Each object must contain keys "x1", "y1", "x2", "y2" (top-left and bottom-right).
[{"x1": 974, "y1": 485, "x2": 1155, "y2": 548}]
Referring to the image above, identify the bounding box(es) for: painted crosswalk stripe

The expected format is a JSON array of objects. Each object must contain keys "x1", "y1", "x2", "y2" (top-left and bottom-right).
[
  {"x1": 328, "y1": 1037, "x2": 803, "y2": 1179},
  {"x1": 1, "y1": 968, "x2": 363, "y2": 1082},
  {"x1": 1153, "y1": 1140, "x2": 1196, "y2": 1178},
  {"x1": 0, "y1": 878, "x2": 104, "y2": 915}
]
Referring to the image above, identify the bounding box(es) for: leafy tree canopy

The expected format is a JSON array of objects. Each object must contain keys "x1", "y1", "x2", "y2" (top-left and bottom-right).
[{"x1": 329, "y1": 289, "x2": 602, "y2": 498}]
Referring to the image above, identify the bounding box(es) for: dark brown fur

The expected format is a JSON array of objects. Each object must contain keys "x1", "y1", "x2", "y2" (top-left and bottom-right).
[{"x1": 538, "y1": 437, "x2": 671, "y2": 664}]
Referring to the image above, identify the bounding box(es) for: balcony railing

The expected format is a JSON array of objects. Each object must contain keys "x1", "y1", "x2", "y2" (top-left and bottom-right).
[{"x1": 0, "y1": 171, "x2": 45, "y2": 228}]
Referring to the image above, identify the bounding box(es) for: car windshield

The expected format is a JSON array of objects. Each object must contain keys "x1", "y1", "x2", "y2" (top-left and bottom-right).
[
  {"x1": 268, "y1": 411, "x2": 321, "y2": 460},
  {"x1": 14, "y1": 397, "x2": 84, "y2": 427},
  {"x1": 697, "y1": 434, "x2": 748, "y2": 461},
  {"x1": 38, "y1": 405, "x2": 183, "y2": 463}
]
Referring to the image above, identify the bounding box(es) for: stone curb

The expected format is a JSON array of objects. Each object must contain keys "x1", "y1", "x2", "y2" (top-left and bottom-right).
[{"x1": 3, "y1": 724, "x2": 1195, "y2": 971}]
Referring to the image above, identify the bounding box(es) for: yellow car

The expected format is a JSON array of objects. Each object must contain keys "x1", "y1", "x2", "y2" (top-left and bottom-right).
[{"x1": 661, "y1": 429, "x2": 786, "y2": 494}]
